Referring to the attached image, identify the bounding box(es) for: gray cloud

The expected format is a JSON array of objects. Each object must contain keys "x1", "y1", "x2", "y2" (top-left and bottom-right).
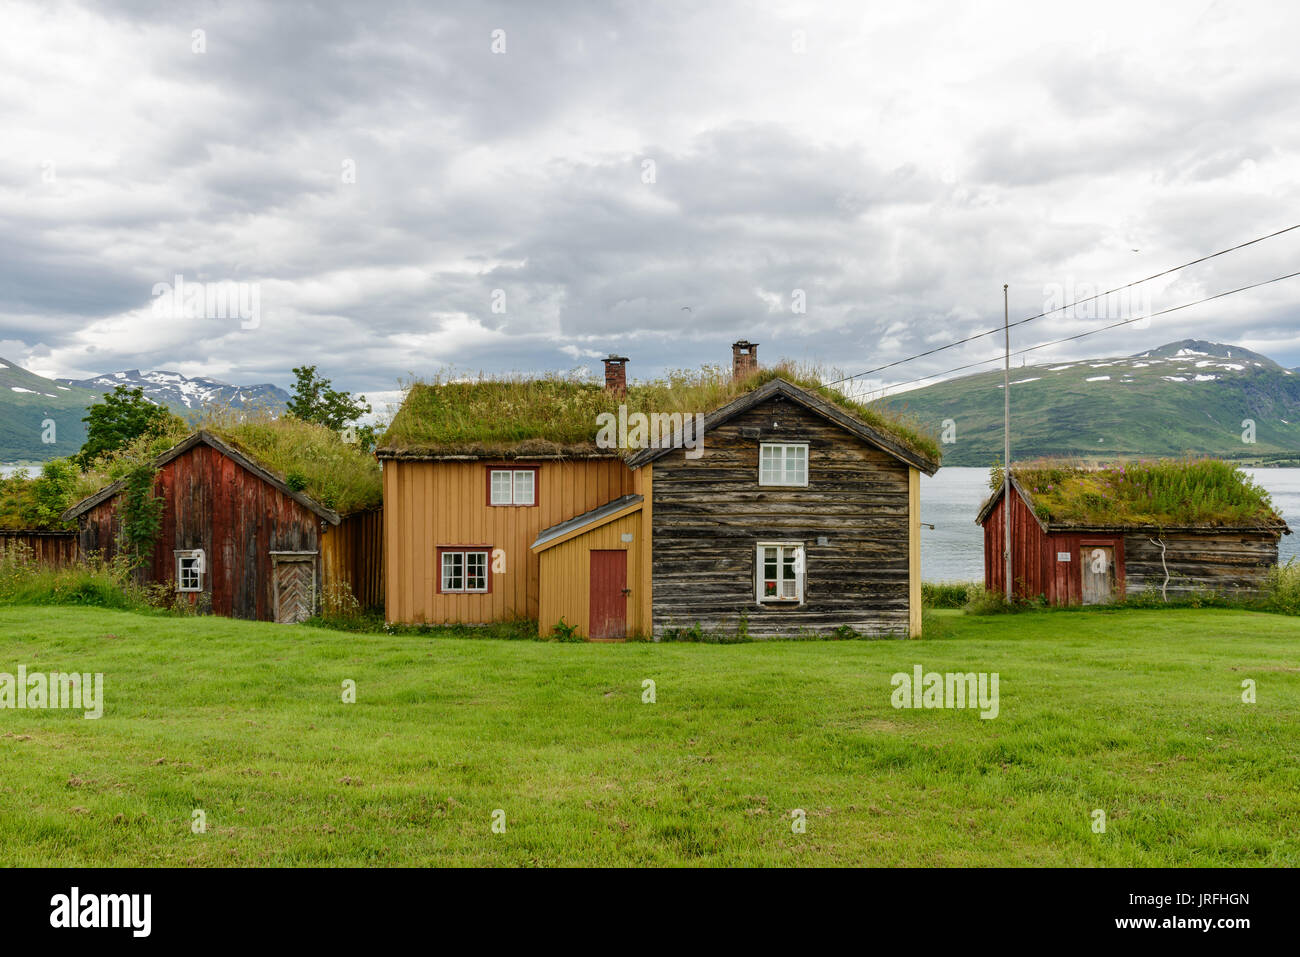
[{"x1": 2, "y1": 0, "x2": 1298, "y2": 403}]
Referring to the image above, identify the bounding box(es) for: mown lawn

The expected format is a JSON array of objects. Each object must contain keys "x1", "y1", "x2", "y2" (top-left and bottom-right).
[{"x1": 0, "y1": 605, "x2": 1297, "y2": 866}]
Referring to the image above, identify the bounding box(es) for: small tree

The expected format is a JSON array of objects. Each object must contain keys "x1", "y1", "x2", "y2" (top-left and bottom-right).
[
  {"x1": 24, "y1": 459, "x2": 79, "y2": 528},
  {"x1": 78, "y1": 386, "x2": 182, "y2": 468},
  {"x1": 285, "y1": 366, "x2": 371, "y2": 432}
]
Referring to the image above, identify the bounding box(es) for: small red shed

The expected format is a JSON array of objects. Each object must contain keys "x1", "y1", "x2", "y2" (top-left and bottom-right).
[
  {"x1": 977, "y1": 467, "x2": 1288, "y2": 605},
  {"x1": 62, "y1": 430, "x2": 382, "y2": 622}
]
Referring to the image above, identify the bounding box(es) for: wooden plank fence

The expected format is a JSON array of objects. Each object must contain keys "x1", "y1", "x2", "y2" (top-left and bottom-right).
[{"x1": 0, "y1": 529, "x2": 78, "y2": 567}]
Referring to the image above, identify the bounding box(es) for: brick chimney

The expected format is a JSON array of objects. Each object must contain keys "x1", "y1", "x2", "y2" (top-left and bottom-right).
[
  {"x1": 603, "y1": 354, "x2": 629, "y2": 395},
  {"x1": 732, "y1": 340, "x2": 759, "y2": 380}
]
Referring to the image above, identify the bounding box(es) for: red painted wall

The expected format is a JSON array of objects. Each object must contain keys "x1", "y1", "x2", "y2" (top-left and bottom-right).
[
  {"x1": 982, "y1": 487, "x2": 1125, "y2": 604},
  {"x1": 77, "y1": 443, "x2": 323, "y2": 620}
]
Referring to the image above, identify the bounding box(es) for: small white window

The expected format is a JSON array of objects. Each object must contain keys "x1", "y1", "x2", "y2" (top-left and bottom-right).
[
  {"x1": 512, "y1": 469, "x2": 535, "y2": 505},
  {"x1": 489, "y1": 468, "x2": 536, "y2": 505},
  {"x1": 759, "y1": 443, "x2": 808, "y2": 486},
  {"x1": 490, "y1": 470, "x2": 513, "y2": 505},
  {"x1": 176, "y1": 549, "x2": 204, "y2": 592},
  {"x1": 756, "y1": 543, "x2": 804, "y2": 603},
  {"x1": 441, "y1": 549, "x2": 490, "y2": 593}
]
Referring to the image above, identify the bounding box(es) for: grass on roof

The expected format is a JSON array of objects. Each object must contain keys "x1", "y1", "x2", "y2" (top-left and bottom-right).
[
  {"x1": 0, "y1": 410, "x2": 382, "y2": 528},
  {"x1": 380, "y1": 362, "x2": 941, "y2": 463},
  {"x1": 992, "y1": 457, "x2": 1282, "y2": 527}
]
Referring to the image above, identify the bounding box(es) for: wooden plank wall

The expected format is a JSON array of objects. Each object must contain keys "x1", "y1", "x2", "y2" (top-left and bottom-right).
[
  {"x1": 0, "y1": 530, "x2": 77, "y2": 566},
  {"x1": 650, "y1": 395, "x2": 913, "y2": 638},
  {"x1": 908, "y1": 468, "x2": 921, "y2": 637},
  {"x1": 77, "y1": 443, "x2": 322, "y2": 620},
  {"x1": 984, "y1": 488, "x2": 1281, "y2": 603},
  {"x1": 383, "y1": 458, "x2": 636, "y2": 624},
  {"x1": 536, "y1": 510, "x2": 646, "y2": 638},
  {"x1": 321, "y1": 507, "x2": 384, "y2": 611},
  {"x1": 982, "y1": 486, "x2": 1051, "y2": 600},
  {"x1": 1123, "y1": 531, "x2": 1278, "y2": 598}
]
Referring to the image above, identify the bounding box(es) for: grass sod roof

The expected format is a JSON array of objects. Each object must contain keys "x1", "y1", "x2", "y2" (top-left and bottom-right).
[
  {"x1": 980, "y1": 458, "x2": 1289, "y2": 530},
  {"x1": 4, "y1": 411, "x2": 382, "y2": 529},
  {"x1": 378, "y1": 364, "x2": 942, "y2": 466}
]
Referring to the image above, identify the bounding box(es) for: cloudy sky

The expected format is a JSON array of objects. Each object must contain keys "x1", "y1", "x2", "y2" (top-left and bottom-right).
[{"x1": 3, "y1": 0, "x2": 1299, "y2": 416}]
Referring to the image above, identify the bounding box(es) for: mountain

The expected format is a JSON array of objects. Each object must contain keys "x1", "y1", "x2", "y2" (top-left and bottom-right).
[
  {"x1": 58, "y1": 369, "x2": 290, "y2": 415},
  {"x1": 0, "y1": 360, "x2": 292, "y2": 464},
  {"x1": 0, "y1": 359, "x2": 97, "y2": 463},
  {"x1": 871, "y1": 339, "x2": 1300, "y2": 467}
]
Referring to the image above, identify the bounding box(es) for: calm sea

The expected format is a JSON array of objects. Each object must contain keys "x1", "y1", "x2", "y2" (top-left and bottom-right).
[{"x1": 921, "y1": 467, "x2": 1300, "y2": 582}]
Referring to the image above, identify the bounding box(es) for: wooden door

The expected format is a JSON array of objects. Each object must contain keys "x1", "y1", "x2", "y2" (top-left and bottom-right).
[
  {"x1": 589, "y1": 550, "x2": 628, "y2": 639},
  {"x1": 273, "y1": 557, "x2": 316, "y2": 623},
  {"x1": 1080, "y1": 546, "x2": 1116, "y2": 605}
]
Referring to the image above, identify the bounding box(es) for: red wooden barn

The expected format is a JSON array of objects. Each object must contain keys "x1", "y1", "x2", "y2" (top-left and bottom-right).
[
  {"x1": 61, "y1": 431, "x2": 382, "y2": 622},
  {"x1": 977, "y1": 468, "x2": 1288, "y2": 605}
]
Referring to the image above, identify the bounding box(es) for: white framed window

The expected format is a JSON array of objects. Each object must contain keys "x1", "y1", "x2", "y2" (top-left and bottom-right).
[
  {"x1": 756, "y1": 542, "x2": 804, "y2": 603},
  {"x1": 488, "y1": 468, "x2": 537, "y2": 506},
  {"x1": 759, "y1": 443, "x2": 808, "y2": 486},
  {"x1": 440, "y1": 548, "x2": 490, "y2": 593},
  {"x1": 175, "y1": 549, "x2": 205, "y2": 592}
]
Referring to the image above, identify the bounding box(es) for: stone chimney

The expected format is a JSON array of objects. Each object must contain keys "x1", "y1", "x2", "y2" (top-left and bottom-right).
[
  {"x1": 603, "y1": 355, "x2": 629, "y2": 395},
  {"x1": 732, "y1": 340, "x2": 759, "y2": 380}
]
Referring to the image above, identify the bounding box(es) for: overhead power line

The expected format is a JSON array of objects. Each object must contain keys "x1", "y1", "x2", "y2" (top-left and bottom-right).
[
  {"x1": 848, "y1": 268, "x2": 1300, "y2": 400},
  {"x1": 825, "y1": 222, "x2": 1300, "y2": 388}
]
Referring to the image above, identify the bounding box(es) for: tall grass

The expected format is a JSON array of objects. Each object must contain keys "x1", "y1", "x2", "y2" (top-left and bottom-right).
[
  {"x1": 381, "y1": 362, "x2": 941, "y2": 462},
  {"x1": 191, "y1": 408, "x2": 382, "y2": 514},
  {"x1": 921, "y1": 581, "x2": 977, "y2": 608},
  {"x1": 0, "y1": 542, "x2": 151, "y2": 611},
  {"x1": 996, "y1": 458, "x2": 1281, "y2": 526}
]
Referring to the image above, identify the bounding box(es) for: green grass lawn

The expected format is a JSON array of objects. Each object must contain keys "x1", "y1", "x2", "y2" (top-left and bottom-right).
[{"x1": 1, "y1": 605, "x2": 1297, "y2": 866}]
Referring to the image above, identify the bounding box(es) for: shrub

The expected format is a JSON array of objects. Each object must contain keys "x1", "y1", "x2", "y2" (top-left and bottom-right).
[
  {"x1": 550, "y1": 618, "x2": 584, "y2": 642},
  {"x1": 963, "y1": 586, "x2": 1018, "y2": 615},
  {"x1": 1260, "y1": 560, "x2": 1300, "y2": 615}
]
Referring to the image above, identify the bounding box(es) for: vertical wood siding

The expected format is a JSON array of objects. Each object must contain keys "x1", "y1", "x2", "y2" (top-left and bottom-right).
[
  {"x1": 321, "y1": 507, "x2": 384, "y2": 610},
  {"x1": 650, "y1": 395, "x2": 913, "y2": 638},
  {"x1": 383, "y1": 458, "x2": 636, "y2": 624},
  {"x1": 76, "y1": 443, "x2": 323, "y2": 620},
  {"x1": 536, "y1": 510, "x2": 646, "y2": 638},
  {"x1": 0, "y1": 530, "x2": 77, "y2": 566}
]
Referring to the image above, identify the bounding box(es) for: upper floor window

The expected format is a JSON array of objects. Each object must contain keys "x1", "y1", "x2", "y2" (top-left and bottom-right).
[
  {"x1": 175, "y1": 549, "x2": 205, "y2": 592},
  {"x1": 488, "y1": 467, "x2": 536, "y2": 506},
  {"x1": 759, "y1": 443, "x2": 808, "y2": 486}
]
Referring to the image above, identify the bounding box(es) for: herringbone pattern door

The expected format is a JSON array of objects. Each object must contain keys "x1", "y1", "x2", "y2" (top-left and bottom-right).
[{"x1": 273, "y1": 560, "x2": 315, "y2": 623}]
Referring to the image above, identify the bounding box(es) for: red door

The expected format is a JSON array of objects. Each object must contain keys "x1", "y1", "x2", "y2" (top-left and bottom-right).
[{"x1": 590, "y1": 550, "x2": 628, "y2": 639}]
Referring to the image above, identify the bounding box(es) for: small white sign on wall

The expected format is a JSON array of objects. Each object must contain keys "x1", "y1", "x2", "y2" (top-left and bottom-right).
[{"x1": 1057, "y1": 552, "x2": 1071, "y2": 562}]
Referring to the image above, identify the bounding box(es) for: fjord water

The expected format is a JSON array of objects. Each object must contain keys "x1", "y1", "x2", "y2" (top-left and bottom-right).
[{"x1": 920, "y1": 467, "x2": 1300, "y2": 582}]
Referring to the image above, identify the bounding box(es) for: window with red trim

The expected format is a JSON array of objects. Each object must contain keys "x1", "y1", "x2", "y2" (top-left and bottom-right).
[
  {"x1": 487, "y1": 467, "x2": 537, "y2": 506},
  {"x1": 438, "y1": 547, "x2": 492, "y2": 593}
]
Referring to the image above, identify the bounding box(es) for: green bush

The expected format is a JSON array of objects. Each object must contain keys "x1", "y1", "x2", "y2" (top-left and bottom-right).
[{"x1": 550, "y1": 618, "x2": 584, "y2": 642}]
